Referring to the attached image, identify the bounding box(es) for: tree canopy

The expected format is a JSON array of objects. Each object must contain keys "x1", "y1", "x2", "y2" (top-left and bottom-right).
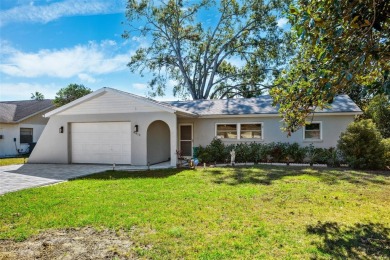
[
  {"x1": 123, "y1": 0, "x2": 292, "y2": 99},
  {"x1": 53, "y1": 84, "x2": 92, "y2": 107},
  {"x1": 364, "y1": 94, "x2": 390, "y2": 138},
  {"x1": 31, "y1": 91, "x2": 45, "y2": 101},
  {"x1": 271, "y1": 0, "x2": 389, "y2": 134}
]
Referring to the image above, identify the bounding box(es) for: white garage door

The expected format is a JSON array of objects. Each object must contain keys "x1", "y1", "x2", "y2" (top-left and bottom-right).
[{"x1": 71, "y1": 122, "x2": 131, "y2": 164}]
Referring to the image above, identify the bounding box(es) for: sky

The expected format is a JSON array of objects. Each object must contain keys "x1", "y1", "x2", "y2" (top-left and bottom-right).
[{"x1": 0, "y1": 0, "x2": 289, "y2": 101}]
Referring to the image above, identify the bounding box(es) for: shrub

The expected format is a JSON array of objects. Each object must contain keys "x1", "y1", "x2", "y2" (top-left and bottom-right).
[
  {"x1": 249, "y1": 142, "x2": 261, "y2": 163},
  {"x1": 323, "y1": 147, "x2": 341, "y2": 167},
  {"x1": 196, "y1": 145, "x2": 210, "y2": 163},
  {"x1": 286, "y1": 143, "x2": 306, "y2": 163},
  {"x1": 338, "y1": 119, "x2": 385, "y2": 169},
  {"x1": 382, "y1": 138, "x2": 390, "y2": 169},
  {"x1": 304, "y1": 144, "x2": 319, "y2": 165},
  {"x1": 210, "y1": 138, "x2": 228, "y2": 163},
  {"x1": 268, "y1": 142, "x2": 289, "y2": 162}
]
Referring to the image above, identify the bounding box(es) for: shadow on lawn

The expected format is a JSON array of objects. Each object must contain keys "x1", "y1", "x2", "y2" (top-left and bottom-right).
[
  {"x1": 208, "y1": 165, "x2": 389, "y2": 186},
  {"x1": 307, "y1": 221, "x2": 390, "y2": 259},
  {"x1": 78, "y1": 168, "x2": 184, "y2": 180}
]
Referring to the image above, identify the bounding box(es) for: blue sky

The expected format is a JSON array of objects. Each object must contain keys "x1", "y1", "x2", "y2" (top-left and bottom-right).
[
  {"x1": 0, "y1": 0, "x2": 158, "y2": 101},
  {"x1": 0, "y1": 0, "x2": 289, "y2": 101}
]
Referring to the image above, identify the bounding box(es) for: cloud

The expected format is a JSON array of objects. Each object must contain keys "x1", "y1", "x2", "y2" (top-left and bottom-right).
[
  {"x1": 277, "y1": 18, "x2": 289, "y2": 28},
  {"x1": 130, "y1": 36, "x2": 149, "y2": 48},
  {"x1": 132, "y1": 83, "x2": 147, "y2": 90},
  {"x1": 0, "y1": 0, "x2": 125, "y2": 26},
  {"x1": 0, "y1": 82, "x2": 61, "y2": 100},
  {"x1": 0, "y1": 41, "x2": 130, "y2": 78},
  {"x1": 78, "y1": 73, "x2": 97, "y2": 83}
]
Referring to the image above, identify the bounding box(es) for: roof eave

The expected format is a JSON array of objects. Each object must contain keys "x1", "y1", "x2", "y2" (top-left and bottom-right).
[{"x1": 196, "y1": 111, "x2": 362, "y2": 118}]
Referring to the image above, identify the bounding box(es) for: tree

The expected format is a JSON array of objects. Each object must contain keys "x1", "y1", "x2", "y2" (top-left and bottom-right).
[
  {"x1": 364, "y1": 94, "x2": 390, "y2": 138},
  {"x1": 31, "y1": 91, "x2": 45, "y2": 100},
  {"x1": 270, "y1": 0, "x2": 389, "y2": 134},
  {"x1": 123, "y1": 0, "x2": 292, "y2": 99},
  {"x1": 53, "y1": 84, "x2": 92, "y2": 107}
]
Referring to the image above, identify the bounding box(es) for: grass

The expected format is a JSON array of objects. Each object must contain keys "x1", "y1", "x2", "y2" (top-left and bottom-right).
[
  {"x1": 0, "y1": 156, "x2": 28, "y2": 166},
  {"x1": 0, "y1": 166, "x2": 389, "y2": 259}
]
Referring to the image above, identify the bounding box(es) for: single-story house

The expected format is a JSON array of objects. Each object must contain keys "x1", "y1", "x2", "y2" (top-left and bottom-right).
[
  {"x1": 29, "y1": 87, "x2": 362, "y2": 166},
  {"x1": 0, "y1": 99, "x2": 55, "y2": 157}
]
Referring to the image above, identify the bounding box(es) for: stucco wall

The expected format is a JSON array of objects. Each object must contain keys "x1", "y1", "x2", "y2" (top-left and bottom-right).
[
  {"x1": 147, "y1": 120, "x2": 171, "y2": 165},
  {"x1": 177, "y1": 114, "x2": 356, "y2": 150},
  {"x1": 29, "y1": 112, "x2": 177, "y2": 166},
  {"x1": 0, "y1": 113, "x2": 49, "y2": 157}
]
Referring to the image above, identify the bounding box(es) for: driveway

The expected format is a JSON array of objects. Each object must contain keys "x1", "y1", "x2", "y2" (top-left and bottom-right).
[{"x1": 0, "y1": 163, "x2": 172, "y2": 195}]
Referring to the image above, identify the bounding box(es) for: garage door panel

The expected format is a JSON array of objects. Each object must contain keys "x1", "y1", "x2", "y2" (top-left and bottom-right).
[
  {"x1": 71, "y1": 122, "x2": 131, "y2": 164},
  {"x1": 122, "y1": 144, "x2": 131, "y2": 153}
]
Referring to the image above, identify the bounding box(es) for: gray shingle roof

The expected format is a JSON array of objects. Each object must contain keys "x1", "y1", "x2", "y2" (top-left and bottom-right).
[
  {"x1": 166, "y1": 95, "x2": 361, "y2": 116},
  {"x1": 0, "y1": 99, "x2": 54, "y2": 123}
]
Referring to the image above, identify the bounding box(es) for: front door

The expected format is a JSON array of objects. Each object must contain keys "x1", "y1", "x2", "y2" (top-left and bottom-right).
[{"x1": 179, "y1": 124, "x2": 192, "y2": 157}]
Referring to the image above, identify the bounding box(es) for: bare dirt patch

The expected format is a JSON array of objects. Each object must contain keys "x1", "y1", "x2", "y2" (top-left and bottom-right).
[{"x1": 0, "y1": 227, "x2": 149, "y2": 260}]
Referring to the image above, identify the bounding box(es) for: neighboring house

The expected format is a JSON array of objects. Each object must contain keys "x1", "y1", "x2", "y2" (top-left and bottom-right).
[
  {"x1": 29, "y1": 87, "x2": 362, "y2": 166},
  {"x1": 0, "y1": 99, "x2": 55, "y2": 158}
]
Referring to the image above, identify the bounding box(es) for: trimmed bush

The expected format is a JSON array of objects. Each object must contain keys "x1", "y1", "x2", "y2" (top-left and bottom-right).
[
  {"x1": 337, "y1": 119, "x2": 385, "y2": 170},
  {"x1": 209, "y1": 138, "x2": 227, "y2": 163},
  {"x1": 286, "y1": 143, "x2": 306, "y2": 163}
]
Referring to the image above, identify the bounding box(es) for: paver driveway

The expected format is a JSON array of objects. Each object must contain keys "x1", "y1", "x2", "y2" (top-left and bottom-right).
[
  {"x1": 0, "y1": 163, "x2": 172, "y2": 195},
  {"x1": 0, "y1": 164, "x2": 112, "y2": 195}
]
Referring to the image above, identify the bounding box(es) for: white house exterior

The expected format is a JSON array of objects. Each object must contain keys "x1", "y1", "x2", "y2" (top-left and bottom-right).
[
  {"x1": 0, "y1": 99, "x2": 55, "y2": 157},
  {"x1": 29, "y1": 88, "x2": 362, "y2": 166}
]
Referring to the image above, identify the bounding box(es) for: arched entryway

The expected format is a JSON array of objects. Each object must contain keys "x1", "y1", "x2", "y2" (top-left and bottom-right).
[{"x1": 147, "y1": 120, "x2": 171, "y2": 165}]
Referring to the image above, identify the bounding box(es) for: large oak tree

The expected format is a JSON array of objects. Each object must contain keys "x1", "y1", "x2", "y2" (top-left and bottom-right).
[
  {"x1": 123, "y1": 0, "x2": 292, "y2": 99},
  {"x1": 271, "y1": 0, "x2": 389, "y2": 134}
]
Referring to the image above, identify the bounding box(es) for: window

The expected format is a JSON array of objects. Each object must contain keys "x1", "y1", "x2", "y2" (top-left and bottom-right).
[
  {"x1": 216, "y1": 123, "x2": 263, "y2": 140},
  {"x1": 240, "y1": 123, "x2": 262, "y2": 139},
  {"x1": 304, "y1": 122, "x2": 321, "y2": 140},
  {"x1": 216, "y1": 124, "x2": 237, "y2": 139},
  {"x1": 20, "y1": 128, "x2": 33, "y2": 143}
]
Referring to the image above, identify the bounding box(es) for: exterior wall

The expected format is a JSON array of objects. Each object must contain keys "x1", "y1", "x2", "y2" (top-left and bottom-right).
[
  {"x1": 58, "y1": 91, "x2": 163, "y2": 115},
  {"x1": 0, "y1": 113, "x2": 49, "y2": 157},
  {"x1": 177, "y1": 114, "x2": 356, "y2": 150},
  {"x1": 29, "y1": 112, "x2": 177, "y2": 166},
  {"x1": 147, "y1": 120, "x2": 171, "y2": 165}
]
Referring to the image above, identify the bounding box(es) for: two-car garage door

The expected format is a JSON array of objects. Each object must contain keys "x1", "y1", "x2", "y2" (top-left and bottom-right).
[{"x1": 71, "y1": 122, "x2": 131, "y2": 164}]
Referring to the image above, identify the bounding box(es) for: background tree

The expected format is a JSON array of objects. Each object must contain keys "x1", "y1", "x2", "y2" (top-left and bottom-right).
[
  {"x1": 271, "y1": 0, "x2": 389, "y2": 134},
  {"x1": 31, "y1": 91, "x2": 45, "y2": 100},
  {"x1": 53, "y1": 84, "x2": 92, "y2": 107},
  {"x1": 364, "y1": 94, "x2": 390, "y2": 138},
  {"x1": 123, "y1": 0, "x2": 292, "y2": 100}
]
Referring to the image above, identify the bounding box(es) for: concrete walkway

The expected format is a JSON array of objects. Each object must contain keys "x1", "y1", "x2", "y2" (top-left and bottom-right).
[{"x1": 0, "y1": 162, "x2": 173, "y2": 195}]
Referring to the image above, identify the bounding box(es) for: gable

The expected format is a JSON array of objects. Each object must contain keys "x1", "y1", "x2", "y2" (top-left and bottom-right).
[{"x1": 58, "y1": 91, "x2": 169, "y2": 116}]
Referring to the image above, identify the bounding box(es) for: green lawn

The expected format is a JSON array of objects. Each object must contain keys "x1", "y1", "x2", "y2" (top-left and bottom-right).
[
  {"x1": 1, "y1": 166, "x2": 389, "y2": 259},
  {"x1": 0, "y1": 157, "x2": 27, "y2": 166}
]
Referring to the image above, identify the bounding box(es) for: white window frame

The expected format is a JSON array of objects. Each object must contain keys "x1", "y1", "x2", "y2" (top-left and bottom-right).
[
  {"x1": 215, "y1": 123, "x2": 238, "y2": 140},
  {"x1": 303, "y1": 121, "x2": 322, "y2": 141},
  {"x1": 215, "y1": 122, "x2": 264, "y2": 141}
]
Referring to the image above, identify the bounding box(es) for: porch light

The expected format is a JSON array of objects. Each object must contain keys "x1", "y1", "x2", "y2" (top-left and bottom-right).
[
  {"x1": 134, "y1": 125, "x2": 139, "y2": 133},
  {"x1": 59, "y1": 126, "x2": 64, "y2": 133}
]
